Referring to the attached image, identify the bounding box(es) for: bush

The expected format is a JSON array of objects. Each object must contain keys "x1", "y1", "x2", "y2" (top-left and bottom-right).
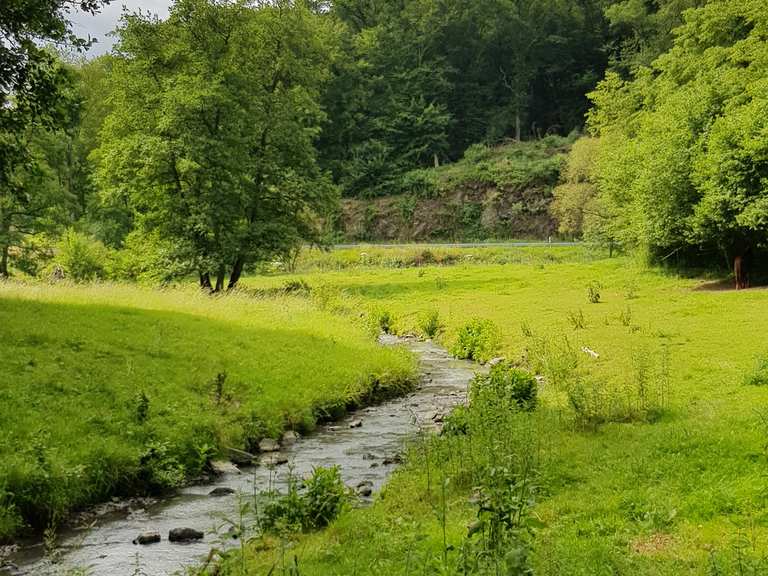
[
  {"x1": 138, "y1": 441, "x2": 186, "y2": 492},
  {"x1": 451, "y1": 319, "x2": 502, "y2": 362},
  {"x1": 396, "y1": 169, "x2": 438, "y2": 198},
  {"x1": 50, "y1": 229, "x2": 114, "y2": 282},
  {"x1": 441, "y1": 405, "x2": 470, "y2": 436},
  {"x1": 471, "y1": 363, "x2": 538, "y2": 412},
  {"x1": 115, "y1": 229, "x2": 191, "y2": 284},
  {"x1": 261, "y1": 466, "x2": 349, "y2": 533},
  {"x1": 13, "y1": 235, "x2": 55, "y2": 277}
]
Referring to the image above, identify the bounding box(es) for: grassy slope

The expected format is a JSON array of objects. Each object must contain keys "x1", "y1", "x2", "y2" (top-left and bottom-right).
[
  {"x1": 0, "y1": 282, "x2": 415, "y2": 540},
  {"x1": 238, "y1": 251, "x2": 768, "y2": 574}
]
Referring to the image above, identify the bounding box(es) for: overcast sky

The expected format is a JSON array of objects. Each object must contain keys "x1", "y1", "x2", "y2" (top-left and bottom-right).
[{"x1": 70, "y1": 1, "x2": 173, "y2": 56}]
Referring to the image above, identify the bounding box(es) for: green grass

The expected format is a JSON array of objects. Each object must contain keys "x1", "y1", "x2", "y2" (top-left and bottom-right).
[
  {"x1": 231, "y1": 251, "x2": 768, "y2": 574},
  {"x1": 263, "y1": 243, "x2": 600, "y2": 274},
  {"x1": 0, "y1": 281, "x2": 415, "y2": 541}
]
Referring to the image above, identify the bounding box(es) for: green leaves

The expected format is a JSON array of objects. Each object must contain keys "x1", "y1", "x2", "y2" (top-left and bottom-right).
[
  {"x1": 97, "y1": 0, "x2": 339, "y2": 289},
  {"x1": 587, "y1": 0, "x2": 768, "y2": 265}
]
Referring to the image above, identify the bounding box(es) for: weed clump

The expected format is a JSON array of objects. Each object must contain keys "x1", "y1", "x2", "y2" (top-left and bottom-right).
[
  {"x1": 261, "y1": 466, "x2": 349, "y2": 533},
  {"x1": 418, "y1": 309, "x2": 445, "y2": 339},
  {"x1": 282, "y1": 279, "x2": 311, "y2": 295},
  {"x1": 374, "y1": 308, "x2": 395, "y2": 334},
  {"x1": 567, "y1": 309, "x2": 586, "y2": 330},
  {"x1": 744, "y1": 357, "x2": 768, "y2": 386},
  {"x1": 451, "y1": 319, "x2": 502, "y2": 362},
  {"x1": 587, "y1": 281, "x2": 602, "y2": 304},
  {"x1": 471, "y1": 363, "x2": 538, "y2": 413}
]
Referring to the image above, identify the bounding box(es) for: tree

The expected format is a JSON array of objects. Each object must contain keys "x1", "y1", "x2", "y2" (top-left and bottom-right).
[
  {"x1": 550, "y1": 137, "x2": 616, "y2": 248},
  {"x1": 588, "y1": 0, "x2": 768, "y2": 281},
  {"x1": 98, "y1": 0, "x2": 338, "y2": 291},
  {"x1": 1, "y1": 0, "x2": 110, "y2": 277},
  {"x1": 0, "y1": 57, "x2": 81, "y2": 277}
]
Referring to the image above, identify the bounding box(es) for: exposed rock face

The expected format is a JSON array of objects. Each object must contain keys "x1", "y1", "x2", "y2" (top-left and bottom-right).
[
  {"x1": 169, "y1": 527, "x2": 204, "y2": 542},
  {"x1": 133, "y1": 531, "x2": 161, "y2": 545}
]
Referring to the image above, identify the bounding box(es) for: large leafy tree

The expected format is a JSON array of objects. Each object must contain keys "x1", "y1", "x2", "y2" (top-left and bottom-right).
[
  {"x1": 98, "y1": 0, "x2": 338, "y2": 291},
  {"x1": 587, "y1": 0, "x2": 768, "y2": 280},
  {"x1": 0, "y1": 0, "x2": 109, "y2": 276}
]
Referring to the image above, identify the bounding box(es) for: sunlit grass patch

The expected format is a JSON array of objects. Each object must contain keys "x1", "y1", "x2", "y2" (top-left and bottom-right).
[{"x1": 0, "y1": 281, "x2": 416, "y2": 540}]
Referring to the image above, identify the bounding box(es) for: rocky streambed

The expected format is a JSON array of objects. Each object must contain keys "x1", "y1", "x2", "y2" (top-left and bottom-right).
[{"x1": 3, "y1": 336, "x2": 479, "y2": 576}]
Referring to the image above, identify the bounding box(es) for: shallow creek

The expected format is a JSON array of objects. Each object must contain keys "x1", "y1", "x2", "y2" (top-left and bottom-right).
[{"x1": 5, "y1": 336, "x2": 479, "y2": 576}]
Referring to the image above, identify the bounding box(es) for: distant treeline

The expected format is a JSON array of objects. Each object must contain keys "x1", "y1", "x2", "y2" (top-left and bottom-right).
[{"x1": 5, "y1": 0, "x2": 752, "y2": 287}]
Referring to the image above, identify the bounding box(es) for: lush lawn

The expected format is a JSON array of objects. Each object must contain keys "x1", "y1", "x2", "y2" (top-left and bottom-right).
[
  {"x1": 234, "y1": 251, "x2": 768, "y2": 574},
  {"x1": 0, "y1": 282, "x2": 415, "y2": 541}
]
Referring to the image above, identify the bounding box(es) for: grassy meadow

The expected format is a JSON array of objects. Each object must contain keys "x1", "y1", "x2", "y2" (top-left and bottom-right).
[
  {"x1": 229, "y1": 246, "x2": 768, "y2": 574},
  {"x1": 0, "y1": 282, "x2": 415, "y2": 541}
]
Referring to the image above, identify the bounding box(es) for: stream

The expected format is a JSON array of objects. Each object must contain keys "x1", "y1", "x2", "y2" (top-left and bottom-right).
[{"x1": 4, "y1": 336, "x2": 479, "y2": 576}]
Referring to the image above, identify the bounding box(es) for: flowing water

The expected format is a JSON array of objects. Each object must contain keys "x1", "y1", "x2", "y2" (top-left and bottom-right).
[{"x1": 4, "y1": 336, "x2": 479, "y2": 576}]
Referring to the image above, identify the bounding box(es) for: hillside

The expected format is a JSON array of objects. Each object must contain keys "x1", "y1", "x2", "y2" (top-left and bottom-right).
[{"x1": 340, "y1": 136, "x2": 572, "y2": 242}]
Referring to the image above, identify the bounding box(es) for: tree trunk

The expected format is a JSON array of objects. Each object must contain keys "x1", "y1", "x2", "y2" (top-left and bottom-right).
[
  {"x1": 227, "y1": 257, "x2": 244, "y2": 291},
  {"x1": 734, "y1": 254, "x2": 749, "y2": 290},
  {"x1": 515, "y1": 111, "x2": 522, "y2": 142},
  {"x1": 200, "y1": 272, "x2": 212, "y2": 291},
  {"x1": 214, "y1": 266, "x2": 226, "y2": 293},
  {"x1": 0, "y1": 244, "x2": 8, "y2": 278}
]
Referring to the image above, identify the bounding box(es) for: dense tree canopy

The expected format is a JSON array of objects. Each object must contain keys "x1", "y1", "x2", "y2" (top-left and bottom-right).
[
  {"x1": 5, "y1": 0, "x2": 768, "y2": 285},
  {"x1": 580, "y1": 0, "x2": 768, "y2": 278},
  {"x1": 97, "y1": 0, "x2": 338, "y2": 291}
]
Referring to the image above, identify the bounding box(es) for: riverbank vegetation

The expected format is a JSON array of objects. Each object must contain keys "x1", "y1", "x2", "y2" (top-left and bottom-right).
[
  {"x1": 0, "y1": 281, "x2": 415, "y2": 541},
  {"x1": 229, "y1": 252, "x2": 768, "y2": 574},
  {"x1": 2, "y1": 0, "x2": 768, "y2": 572}
]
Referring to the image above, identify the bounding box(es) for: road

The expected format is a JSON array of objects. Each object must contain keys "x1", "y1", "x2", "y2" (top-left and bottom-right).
[{"x1": 332, "y1": 241, "x2": 579, "y2": 249}]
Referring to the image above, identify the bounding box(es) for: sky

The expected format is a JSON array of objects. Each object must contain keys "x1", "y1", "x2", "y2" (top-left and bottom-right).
[{"x1": 70, "y1": 0, "x2": 172, "y2": 56}]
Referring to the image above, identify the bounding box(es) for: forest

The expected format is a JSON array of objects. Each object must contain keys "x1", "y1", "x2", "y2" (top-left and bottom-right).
[
  {"x1": 2, "y1": 0, "x2": 768, "y2": 575},
  {"x1": 8, "y1": 0, "x2": 766, "y2": 288}
]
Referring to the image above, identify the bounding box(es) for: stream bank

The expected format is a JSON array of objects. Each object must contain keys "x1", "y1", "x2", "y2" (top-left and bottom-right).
[{"x1": 4, "y1": 336, "x2": 479, "y2": 576}]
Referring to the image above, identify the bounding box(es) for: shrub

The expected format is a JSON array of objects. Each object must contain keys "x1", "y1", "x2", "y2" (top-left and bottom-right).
[
  {"x1": 138, "y1": 441, "x2": 186, "y2": 492},
  {"x1": 441, "y1": 405, "x2": 470, "y2": 436},
  {"x1": 13, "y1": 235, "x2": 55, "y2": 277},
  {"x1": 451, "y1": 319, "x2": 502, "y2": 362},
  {"x1": 744, "y1": 357, "x2": 768, "y2": 386},
  {"x1": 418, "y1": 309, "x2": 444, "y2": 339},
  {"x1": 50, "y1": 229, "x2": 114, "y2": 282},
  {"x1": 261, "y1": 466, "x2": 349, "y2": 533},
  {"x1": 115, "y1": 230, "x2": 191, "y2": 284},
  {"x1": 471, "y1": 363, "x2": 538, "y2": 412},
  {"x1": 397, "y1": 169, "x2": 439, "y2": 198}
]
